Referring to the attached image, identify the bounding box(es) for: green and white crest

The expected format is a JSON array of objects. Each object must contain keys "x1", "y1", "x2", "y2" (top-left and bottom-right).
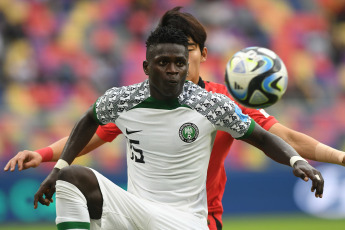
[{"x1": 179, "y1": 123, "x2": 199, "y2": 143}]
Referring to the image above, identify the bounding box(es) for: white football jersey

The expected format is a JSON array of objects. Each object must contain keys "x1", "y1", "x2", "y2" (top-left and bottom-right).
[{"x1": 94, "y1": 80, "x2": 254, "y2": 219}]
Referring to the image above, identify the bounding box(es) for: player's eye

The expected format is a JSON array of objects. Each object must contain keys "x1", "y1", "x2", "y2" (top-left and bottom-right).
[
  {"x1": 188, "y1": 43, "x2": 198, "y2": 51},
  {"x1": 176, "y1": 60, "x2": 186, "y2": 67},
  {"x1": 158, "y1": 60, "x2": 168, "y2": 66}
]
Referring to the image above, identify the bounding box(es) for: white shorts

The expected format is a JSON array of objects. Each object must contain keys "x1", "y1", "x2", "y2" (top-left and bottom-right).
[{"x1": 89, "y1": 169, "x2": 208, "y2": 230}]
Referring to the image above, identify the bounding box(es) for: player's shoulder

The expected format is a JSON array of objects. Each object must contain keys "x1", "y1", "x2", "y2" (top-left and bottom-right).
[
  {"x1": 95, "y1": 80, "x2": 150, "y2": 124},
  {"x1": 103, "y1": 80, "x2": 149, "y2": 97},
  {"x1": 97, "y1": 80, "x2": 149, "y2": 109},
  {"x1": 180, "y1": 81, "x2": 234, "y2": 107}
]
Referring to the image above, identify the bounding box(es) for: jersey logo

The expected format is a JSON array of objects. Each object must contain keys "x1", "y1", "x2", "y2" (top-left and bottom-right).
[
  {"x1": 179, "y1": 123, "x2": 199, "y2": 143},
  {"x1": 126, "y1": 128, "x2": 142, "y2": 135}
]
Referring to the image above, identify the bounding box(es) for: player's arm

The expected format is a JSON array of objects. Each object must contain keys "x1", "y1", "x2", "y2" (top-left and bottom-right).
[
  {"x1": 4, "y1": 131, "x2": 107, "y2": 172},
  {"x1": 269, "y1": 123, "x2": 345, "y2": 165},
  {"x1": 51, "y1": 135, "x2": 107, "y2": 160},
  {"x1": 34, "y1": 105, "x2": 99, "y2": 208},
  {"x1": 242, "y1": 122, "x2": 324, "y2": 198}
]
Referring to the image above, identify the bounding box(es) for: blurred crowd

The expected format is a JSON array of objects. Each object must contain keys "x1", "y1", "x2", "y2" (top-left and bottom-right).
[{"x1": 1, "y1": 0, "x2": 345, "y2": 173}]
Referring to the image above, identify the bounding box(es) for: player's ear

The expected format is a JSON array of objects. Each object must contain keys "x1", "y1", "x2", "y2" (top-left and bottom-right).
[
  {"x1": 201, "y1": 47, "x2": 208, "y2": 63},
  {"x1": 143, "y1": 60, "x2": 149, "y2": 75}
]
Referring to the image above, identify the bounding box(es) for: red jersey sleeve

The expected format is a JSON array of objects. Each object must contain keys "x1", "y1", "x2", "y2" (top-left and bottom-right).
[
  {"x1": 240, "y1": 107, "x2": 278, "y2": 131},
  {"x1": 204, "y1": 81, "x2": 278, "y2": 131},
  {"x1": 96, "y1": 123, "x2": 122, "y2": 142}
]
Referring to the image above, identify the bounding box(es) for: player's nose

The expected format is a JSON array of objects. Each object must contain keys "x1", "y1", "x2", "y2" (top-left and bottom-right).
[{"x1": 166, "y1": 63, "x2": 179, "y2": 75}]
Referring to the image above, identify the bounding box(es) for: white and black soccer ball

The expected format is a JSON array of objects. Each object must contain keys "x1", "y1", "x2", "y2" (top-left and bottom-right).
[{"x1": 225, "y1": 47, "x2": 288, "y2": 108}]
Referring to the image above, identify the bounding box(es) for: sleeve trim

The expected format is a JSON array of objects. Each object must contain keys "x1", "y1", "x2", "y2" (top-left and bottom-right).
[
  {"x1": 236, "y1": 118, "x2": 255, "y2": 140},
  {"x1": 93, "y1": 101, "x2": 104, "y2": 125}
]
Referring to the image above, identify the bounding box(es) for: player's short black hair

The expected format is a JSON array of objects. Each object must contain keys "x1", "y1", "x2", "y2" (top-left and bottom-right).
[
  {"x1": 145, "y1": 26, "x2": 189, "y2": 48},
  {"x1": 145, "y1": 26, "x2": 189, "y2": 59},
  {"x1": 159, "y1": 6, "x2": 207, "y2": 52}
]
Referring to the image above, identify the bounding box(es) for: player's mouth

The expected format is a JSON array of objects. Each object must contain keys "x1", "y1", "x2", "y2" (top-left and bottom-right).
[{"x1": 167, "y1": 79, "x2": 179, "y2": 85}]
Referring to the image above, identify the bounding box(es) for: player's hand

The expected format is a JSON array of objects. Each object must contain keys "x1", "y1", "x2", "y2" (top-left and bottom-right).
[
  {"x1": 4, "y1": 150, "x2": 43, "y2": 172},
  {"x1": 34, "y1": 168, "x2": 59, "y2": 209},
  {"x1": 292, "y1": 160, "x2": 324, "y2": 198}
]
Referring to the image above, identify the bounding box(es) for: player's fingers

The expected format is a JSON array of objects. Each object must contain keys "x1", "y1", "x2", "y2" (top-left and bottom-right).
[
  {"x1": 34, "y1": 192, "x2": 50, "y2": 209},
  {"x1": 301, "y1": 168, "x2": 324, "y2": 198},
  {"x1": 293, "y1": 168, "x2": 309, "y2": 181},
  {"x1": 293, "y1": 163, "x2": 324, "y2": 198},
  {"x1": 8, "y1": 158, "x2": 19, "y2": 172},
  {"x1": 310, "y1": 174, "x2": 319, "y2": 191},
  {"x1": 45, "y1": 186, "x2": 56, "y2": 202},
  {"x1": 16, "y1": 155, "x2": 26, "y2": 171},
  {"x1": 23, "y1": 160, "x2": 39, "y2": 170},
  {"x1": 45, "y1": 186, "x2": 55, "y2": 204},
  {"x1": 3, "y1": 160, "x2": 11, "y2": 171},
  {"x1": 310, "y1": 174, "x2": 324, "y2": 198},
  {"x1": 34, "y1": 191, "x2": 42, "y2": 209},
  {"x1": 38, "y1": 197, "x2": 52, "y2": 207},
  {"x1": 34, "y1": 187, "x2": 51, "y2": 209},
  {"x1": 5, "y1": 152, "x2": 25, "y2": 171}
]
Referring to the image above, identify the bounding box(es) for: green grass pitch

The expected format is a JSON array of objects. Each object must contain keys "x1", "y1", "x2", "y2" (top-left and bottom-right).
[
  {"x1": 1, "y1": 214, "x2": 345, "y2": 229},
  {"x1": 223, "y1": 214, "x2": 345, "y2": 230}
]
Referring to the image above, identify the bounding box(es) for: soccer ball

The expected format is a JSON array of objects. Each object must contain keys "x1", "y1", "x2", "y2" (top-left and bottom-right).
[{"x1": 225, "y1": 47, "x2": 288, "y2": 108}]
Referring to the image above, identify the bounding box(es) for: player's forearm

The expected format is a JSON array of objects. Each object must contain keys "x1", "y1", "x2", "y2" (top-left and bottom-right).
[
  {"x1": 58, "y1": 107, "x2": 99, "y2": 165},
  {"x1": 269, "y1": 123, "x2": 345, "y2": 165},
  {"x1": 297, "y1": 137, "x2": 345, "y2": 165},
  {"x1": 260, "y1": 133, "x2": 302, "y2": 166},
  {"x1": 40, "y1": 136, "x2": 94, "y2": 162},
  {"x1": 48, "y1": 135, "x2": 104, "y2": 162},
  {"x1": 244, "y1": 124, "x2": 302, "y2": 166},
  {"x1": 48, "y1": 137, "x2": 69, "y2": 162},
  {"x1": 275, "y1": 129, "x2": 318, "y2": 161},
  {"x1": 314, "y1": 143, "x2": 345, "y2": 165}
]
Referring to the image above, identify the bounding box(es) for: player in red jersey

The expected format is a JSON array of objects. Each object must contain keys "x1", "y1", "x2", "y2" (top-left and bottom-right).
[{"x1": 4, "y1": 7, "x2": 344, "y2": 230}]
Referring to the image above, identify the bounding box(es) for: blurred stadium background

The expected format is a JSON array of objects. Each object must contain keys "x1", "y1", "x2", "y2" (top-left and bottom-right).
[{"x1": 1, "y1": 0, "x2": 345, "y2": 228}]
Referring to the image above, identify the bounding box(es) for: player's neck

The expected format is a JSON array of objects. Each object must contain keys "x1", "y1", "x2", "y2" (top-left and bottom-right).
[{"x1": 189, "y1": 76, "x2": 201, "y2": 84}]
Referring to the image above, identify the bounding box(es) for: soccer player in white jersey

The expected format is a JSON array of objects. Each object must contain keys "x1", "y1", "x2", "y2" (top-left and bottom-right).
[{"x1": 32, "y1": 26, "x2": 323, "y2": 230}]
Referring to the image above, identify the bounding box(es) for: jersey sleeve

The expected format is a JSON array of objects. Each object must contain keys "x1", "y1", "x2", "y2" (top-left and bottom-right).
[
  {"x1": 221, "y1": 85, "x2": 278, "y2": 131},
  {"x1": 94, "y1": 80, "x2": 150, "y2": 125},
  {"x1": 222, "y1": 101, "x2": 255, "y2": 140},
  {"x1": 203, "y1": 82, "x2": 255, "y2": 139},
  {"x1": 93, "y1": 87, "x2": 121, "y2": 125},
  {"x1": 96, "y1": 123, "x2": 122, "y2": 142},
  {"x1": 239, "y1": 107, "x2": 278, "y2": 131},
  {"x1": 213, "y1": 92, "x2": 256, "y2": 139},
  {"x1": 180, "y1": 82, "x2": 255, "y2": 139}
]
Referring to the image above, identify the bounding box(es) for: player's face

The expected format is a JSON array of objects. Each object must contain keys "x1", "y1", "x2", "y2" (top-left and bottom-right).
[
  {"x1": 144, "y1": 43, "x2": 189, "y2": 100},
  {"x1": 186, "y1": 37, "x2": 207, "y2": 84}
]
